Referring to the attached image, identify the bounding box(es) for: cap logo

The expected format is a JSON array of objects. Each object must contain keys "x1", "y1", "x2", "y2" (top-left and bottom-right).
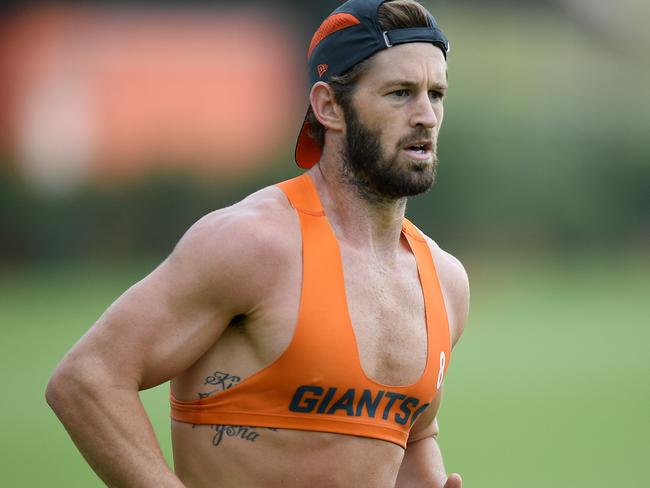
[
  {"x1": 308, "y1": 13, "x2": 361, "y2": 59},
  {"x1": 317, "y1": 64, "x2": 329, "y2": 78}
]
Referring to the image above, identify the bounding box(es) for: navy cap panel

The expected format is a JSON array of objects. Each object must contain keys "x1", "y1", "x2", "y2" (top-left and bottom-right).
[
  {"x1": 333, "y1": 0, "x2": 385, "y2": 44},
  {"x1": 345, "y1": 1, "x2": 386, "y2": 42},
  {"x1": 309, "y1": 25, "x2": 382, "y2": 86},
  {"x1": 334, "y1": 0, "x2": 386, "y2": 20}
]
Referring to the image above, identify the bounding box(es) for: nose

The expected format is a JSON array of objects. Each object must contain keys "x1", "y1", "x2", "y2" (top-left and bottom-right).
[{"x1": 410, "y1": 92, "x2": 438, "y2": 129}]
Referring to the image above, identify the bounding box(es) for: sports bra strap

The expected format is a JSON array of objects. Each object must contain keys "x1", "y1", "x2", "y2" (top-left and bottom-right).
[{"x1": 277, "y1": 173, "x2": 324, "y2": 216}]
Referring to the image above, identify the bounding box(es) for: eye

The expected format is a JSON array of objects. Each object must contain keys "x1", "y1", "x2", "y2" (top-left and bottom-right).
[
  {"x1": 391, "y1": 89, "x2": 411, "y2": 98},
  {"x1": 429, "y1": 90, "x2": 444, "y2": 101}
]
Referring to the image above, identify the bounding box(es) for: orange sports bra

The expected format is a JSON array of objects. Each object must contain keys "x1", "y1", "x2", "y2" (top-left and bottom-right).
[{"x1": 170, "y1": 173, "x2": 451, "y2": 448}]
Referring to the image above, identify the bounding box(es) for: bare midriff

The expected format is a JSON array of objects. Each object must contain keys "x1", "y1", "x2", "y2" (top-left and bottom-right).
[{"x1": 172, "y1": 421, "x2": 405, "y2": 488}]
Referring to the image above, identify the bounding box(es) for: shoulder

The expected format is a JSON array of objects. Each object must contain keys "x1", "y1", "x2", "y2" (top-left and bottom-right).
[
  {"x1": 163, "y1": 183, "x2": 300, "y2": 312},
  {"x1": 175, "y1": 184, "x2": 297, "y2": 260},
  {"x1": 421, "y1": 233, "x2": 470, "y2": 347}
]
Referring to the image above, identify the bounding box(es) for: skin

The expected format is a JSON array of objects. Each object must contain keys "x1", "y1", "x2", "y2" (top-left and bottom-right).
[{"x1": 46, "y1": 42, "x2": 469, "y2": 488}]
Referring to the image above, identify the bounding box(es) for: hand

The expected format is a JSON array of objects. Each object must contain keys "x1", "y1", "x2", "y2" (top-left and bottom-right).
[{"x1": 443, "y1": 473, "x2": 462, "y2": 488}]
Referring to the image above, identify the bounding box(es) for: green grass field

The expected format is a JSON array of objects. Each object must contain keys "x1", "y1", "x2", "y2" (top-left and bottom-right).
[{"x1": 1, "y1": 256, "x2": 648, "y2": 487}]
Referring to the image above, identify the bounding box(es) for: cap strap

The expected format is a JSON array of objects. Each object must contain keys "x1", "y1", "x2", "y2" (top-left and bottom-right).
[{"x1": 384, "y1": 27, "x2": 449, "y2": 55}]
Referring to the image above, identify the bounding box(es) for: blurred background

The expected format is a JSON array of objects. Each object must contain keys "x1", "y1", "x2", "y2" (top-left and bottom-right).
[{"x1": 1, "y1": 0, "x2": 648, "y2": 486}]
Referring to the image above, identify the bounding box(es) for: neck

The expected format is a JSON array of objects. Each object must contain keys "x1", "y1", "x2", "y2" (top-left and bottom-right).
[{"x1": 308, "y1": 160, "x2": 407, "y2": 259}]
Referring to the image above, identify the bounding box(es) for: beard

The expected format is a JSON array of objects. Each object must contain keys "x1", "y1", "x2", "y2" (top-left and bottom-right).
[{"x1": 340, "y1": 104, "x2": 438, "y2": 203}]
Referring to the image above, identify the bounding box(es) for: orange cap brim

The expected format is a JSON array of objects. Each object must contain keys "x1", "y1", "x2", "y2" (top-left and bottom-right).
[{"x1": 295, "y1": 111, "x2": 322, "y2": 169}]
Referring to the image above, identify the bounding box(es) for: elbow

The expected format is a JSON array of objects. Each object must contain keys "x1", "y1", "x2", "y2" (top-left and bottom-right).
[
  {"x1": 46, "y1": 355, "x2": 103, "y2": 419},
  {"x1": 46, "y1": 362, "x2": 79, "y2": 417},
  {"x1": 46, "y1": 352, "x2": 137, "y2": 418}
]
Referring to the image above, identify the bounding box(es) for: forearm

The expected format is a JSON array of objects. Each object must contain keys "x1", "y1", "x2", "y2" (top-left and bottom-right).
[
  {"x1": 395, "y1": 436, "x2": 447, "y2": 488},
  {"x1": 47, "y1": 372, "x2": 183, "y2": 488}
]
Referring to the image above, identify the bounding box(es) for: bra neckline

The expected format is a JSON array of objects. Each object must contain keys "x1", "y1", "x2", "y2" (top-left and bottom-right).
[{"x1": 300, "y1": 172, "x2": 433, "y2": 390}]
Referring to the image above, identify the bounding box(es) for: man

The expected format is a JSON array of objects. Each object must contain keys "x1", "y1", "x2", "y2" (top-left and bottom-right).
[{"x1": 46, "y1": 0, "x2": 469, "y2": 486}]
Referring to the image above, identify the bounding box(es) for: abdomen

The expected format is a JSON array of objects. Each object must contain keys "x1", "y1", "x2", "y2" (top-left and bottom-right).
[{"x1": 172, "y1": 420, "x2": 405, "y2": 488}]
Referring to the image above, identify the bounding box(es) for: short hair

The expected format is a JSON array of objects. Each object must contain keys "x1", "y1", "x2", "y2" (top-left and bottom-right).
[{"x1": 306, "y1": 0, "x2": 432, "y2": 148}]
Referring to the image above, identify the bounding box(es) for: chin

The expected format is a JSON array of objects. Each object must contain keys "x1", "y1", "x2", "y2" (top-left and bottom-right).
[
  {"x1": 407, "y1": 159, "x2": 434, "y2": 171},
  {"x1": 399, "y1": 175, "x2": 436, "y2": 197}
]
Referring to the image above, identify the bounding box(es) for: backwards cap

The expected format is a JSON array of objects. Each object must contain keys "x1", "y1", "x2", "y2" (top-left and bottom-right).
[{"x1": 295, "y1": 0, "x2": 449, "y2": 169}]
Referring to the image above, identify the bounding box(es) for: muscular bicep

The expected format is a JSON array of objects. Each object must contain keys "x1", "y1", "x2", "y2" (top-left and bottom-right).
[
  {"x1": 62, "y1": 214, "x2": 261, "y2": 391},
  {"x1": 86, "y1": 261, "x2": 233, "y2": 389}
]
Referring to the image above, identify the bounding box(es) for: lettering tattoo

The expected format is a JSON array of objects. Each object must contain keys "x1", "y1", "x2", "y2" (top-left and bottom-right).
[
  {"x1": 198, "y1": 371, "x2": 241, "y2": 399},
  {"x1": 191, "y1": 424, "x2": 279, "y2": 447},
  {"x1": 193, "y1": 370, "x2": 278, "y2": 447}
]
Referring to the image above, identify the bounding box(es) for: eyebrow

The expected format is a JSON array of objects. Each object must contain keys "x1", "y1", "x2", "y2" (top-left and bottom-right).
[{"x1": 381, "y1": 79, "x2": 448, "y2": 91}]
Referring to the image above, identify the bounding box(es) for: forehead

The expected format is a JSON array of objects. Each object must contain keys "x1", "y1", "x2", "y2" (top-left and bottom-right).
[{"x1": 360, "y1": 43, "x2": 448, "y2": 88}]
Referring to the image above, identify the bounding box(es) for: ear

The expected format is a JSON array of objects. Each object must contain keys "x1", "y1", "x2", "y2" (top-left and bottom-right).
[{"x1": 310, "y1": 82, "x2": 346, "y2": 133}]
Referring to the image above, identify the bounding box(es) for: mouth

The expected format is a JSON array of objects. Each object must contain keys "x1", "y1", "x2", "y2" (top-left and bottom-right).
[{"x1": 402, "y1": 140, "x2": 433, "y2": 161}]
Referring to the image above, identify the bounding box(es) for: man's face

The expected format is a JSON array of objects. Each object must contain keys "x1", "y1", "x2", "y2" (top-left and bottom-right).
[{"x1": 340, "y1": 43, "x2": 448, "y2": 201}]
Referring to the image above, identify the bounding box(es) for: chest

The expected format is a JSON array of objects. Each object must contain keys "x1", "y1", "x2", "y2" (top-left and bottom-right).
[
  {"x1": 340, "y1": 246, "x2": 428, "y2": 386},
  {"x1": 188, "y1": 234, "x2": 429, "y2": 392}
]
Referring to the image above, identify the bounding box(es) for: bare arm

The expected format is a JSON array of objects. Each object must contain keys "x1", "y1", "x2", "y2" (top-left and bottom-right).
[
  {"x1": 396, "y1": 437, "x2": 461, "y2": 488},
  {"x1": 395, "y1": 391, "x2": 462, "y2": 488},
  {"x1": 45, "y1": 206, "x2": 278, "y2": 487}
]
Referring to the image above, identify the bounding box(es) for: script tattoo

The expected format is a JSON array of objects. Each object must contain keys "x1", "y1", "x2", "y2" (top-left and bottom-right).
[
  {"x1": 192, "y1": 424, "x2": 279, "y2": 447},
  {"x1": 198, "y1": 371, "x2": 241, "y2": 399},
  {"x1": 193, "y1": 371, "x2": 278, "y2": 447}
]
